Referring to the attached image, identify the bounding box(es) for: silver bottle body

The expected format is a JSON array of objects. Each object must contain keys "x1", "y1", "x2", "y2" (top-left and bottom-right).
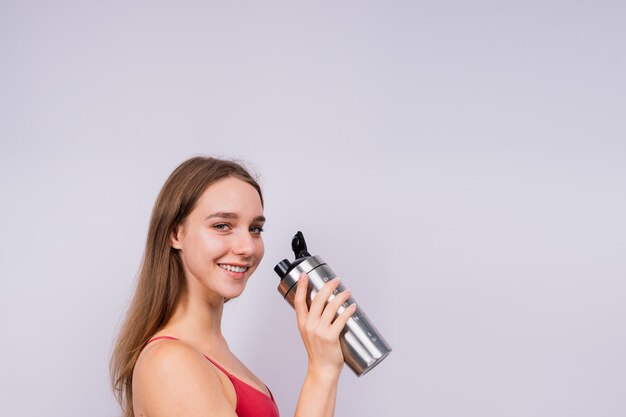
[{"x1": 278, "y1": 255, "x2": 392, "y2": 376}]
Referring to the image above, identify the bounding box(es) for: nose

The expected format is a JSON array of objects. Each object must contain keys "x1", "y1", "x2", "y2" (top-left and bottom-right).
[{"x1": 232, "y1": 230, "x2": 256, "y2": 257}]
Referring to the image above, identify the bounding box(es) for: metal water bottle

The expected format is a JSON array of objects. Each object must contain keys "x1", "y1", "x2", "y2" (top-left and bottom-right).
[{"x1": 274, "y1": 231, "x2": 392, "y2": 376}]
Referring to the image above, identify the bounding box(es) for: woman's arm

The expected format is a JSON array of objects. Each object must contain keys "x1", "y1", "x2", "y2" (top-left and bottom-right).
[{"x1": 292, "y1": 274, "x2": 357, "y2": 417}]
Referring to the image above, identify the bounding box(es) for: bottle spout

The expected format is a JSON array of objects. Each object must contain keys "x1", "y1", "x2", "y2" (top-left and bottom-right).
[
  {"x1": 292, "y1": 231, "x2": 311, "y2": 259},
  {"x1": 274, "y1": 259, "x2": 291, "y2": 280}
]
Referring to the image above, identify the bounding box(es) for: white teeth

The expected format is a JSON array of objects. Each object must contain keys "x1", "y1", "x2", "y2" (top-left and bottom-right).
[{"x1": 219, "y1": 264, "x2": 248, "y2": 273}]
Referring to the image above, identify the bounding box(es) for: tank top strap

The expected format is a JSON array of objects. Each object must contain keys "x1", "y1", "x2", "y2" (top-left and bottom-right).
[
  {"x1": 146, "y1": 335, "x2": 180, "y2": 345},
  {"x1": 203, "y1": 355, "x2": 275, "y2": 402},
  {"x1": 202, "y1": 354, "x2": 233, "y2": 376}
]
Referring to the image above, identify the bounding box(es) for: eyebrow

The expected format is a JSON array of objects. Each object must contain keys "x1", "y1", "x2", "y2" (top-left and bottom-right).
[{"x1": 205, "y1": 212, "x2": 266, "y2": 222}]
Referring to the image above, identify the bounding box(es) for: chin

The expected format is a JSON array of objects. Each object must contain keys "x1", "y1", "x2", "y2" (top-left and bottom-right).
[{"x1": 222, "y1": 284, "x2": 247, "y2": 300}]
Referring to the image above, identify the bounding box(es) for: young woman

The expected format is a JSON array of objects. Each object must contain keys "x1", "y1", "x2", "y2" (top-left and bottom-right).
[{"x1": 110, "y1": 156, "x2": 357, "y2": 417}]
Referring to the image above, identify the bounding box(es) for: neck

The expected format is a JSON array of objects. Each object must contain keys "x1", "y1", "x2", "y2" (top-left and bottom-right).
[{"x1": 164, "y1": 284, "x2": 229, "y2": 349}]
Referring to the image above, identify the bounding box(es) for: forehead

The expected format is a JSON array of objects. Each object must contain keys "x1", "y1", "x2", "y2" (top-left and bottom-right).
[{"x1": 194, "y1": 177, "x2": 263, "y2": 216}]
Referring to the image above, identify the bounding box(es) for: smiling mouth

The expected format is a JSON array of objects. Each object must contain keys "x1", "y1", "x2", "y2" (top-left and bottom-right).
[{"x1": 218, "y1": 264, "x2": 249, "y2": 273}]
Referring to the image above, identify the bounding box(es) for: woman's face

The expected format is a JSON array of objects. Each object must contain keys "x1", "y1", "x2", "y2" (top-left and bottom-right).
[{"x1": 170, "y1": 176, "x2": 265, "y2": 301}]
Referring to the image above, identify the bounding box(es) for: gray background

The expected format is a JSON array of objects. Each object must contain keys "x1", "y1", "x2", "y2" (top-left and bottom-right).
[{"x1": 1, "y1": 1, "x2": 625, "y2": 416}]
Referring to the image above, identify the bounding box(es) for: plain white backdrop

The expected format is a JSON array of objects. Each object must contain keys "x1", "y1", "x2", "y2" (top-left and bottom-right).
[{"x1": 1, "y1": 1, "x2": 625, "y2": 416}]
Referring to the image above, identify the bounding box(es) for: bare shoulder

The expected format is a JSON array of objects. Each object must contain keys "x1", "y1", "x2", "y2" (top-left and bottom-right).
[{"x1": 133, "y1": 340, "x2": 237, "y2": 417}]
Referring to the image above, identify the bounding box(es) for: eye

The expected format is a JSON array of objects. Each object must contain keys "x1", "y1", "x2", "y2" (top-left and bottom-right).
[
  {"x1": 213, "y1": 223, "x2": 232, "y2": 232},
  {"x1": 250, "y1": 225, "x2": 264, "y2": 234}
]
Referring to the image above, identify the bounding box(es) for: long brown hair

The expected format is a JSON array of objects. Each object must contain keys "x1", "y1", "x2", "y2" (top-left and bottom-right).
[{"x1": 110, "y1": 156, "x2": 263, "y2": 417}]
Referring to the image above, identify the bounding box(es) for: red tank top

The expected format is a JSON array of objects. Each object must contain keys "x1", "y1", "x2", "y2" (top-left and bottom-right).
[{"x1": 145, "y1": 336, "x2": 280, "y2": 417}]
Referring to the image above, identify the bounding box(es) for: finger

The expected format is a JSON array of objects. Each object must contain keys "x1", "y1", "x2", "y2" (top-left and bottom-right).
[
  {"x1": 320, "y1": 289, "x2": 352, "y2": 325},
  {"x1": 330, "y1": 303, "x2": 357, "y2": 337},
  {"x1": 308, "y1": 277, "x2": 341, "y2": 319},
  {"x1": 293, "y1": 273, "x2": 309, "y2": 328}
]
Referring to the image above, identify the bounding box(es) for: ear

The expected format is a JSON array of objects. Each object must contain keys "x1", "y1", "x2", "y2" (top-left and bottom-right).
[{"x1": 170, "y1": 224, "x2": 184, "y2": 250}]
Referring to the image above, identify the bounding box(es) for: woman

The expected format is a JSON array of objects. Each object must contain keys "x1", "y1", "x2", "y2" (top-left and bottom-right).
[{"x1": 110, "y1": 156, "x2": 357, "y2": 417}]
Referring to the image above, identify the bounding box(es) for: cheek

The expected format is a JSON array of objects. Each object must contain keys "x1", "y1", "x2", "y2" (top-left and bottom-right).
[
  {"x1": 256, "y1": 239, "x2": 265, "y2": 259},
  {"x1": 186, "y1": 231, "x2": 228, "y2": 263},
  {"x1": 200, "y1": 234, "x2": 229, "y2": 257}
]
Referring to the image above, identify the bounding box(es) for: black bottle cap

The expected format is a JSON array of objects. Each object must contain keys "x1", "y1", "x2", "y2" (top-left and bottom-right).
[
  {"x1": 274, "y1": 231, "x2": 313, "y2": 281},
  {"x1": 274, "y1": 259, "x2": 291, "y2": 279}
]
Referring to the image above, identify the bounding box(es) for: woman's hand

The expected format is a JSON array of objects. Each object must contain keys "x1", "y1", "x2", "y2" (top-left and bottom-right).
[{"x1": 294, "y1": 273, "x2": 357, "y2": 379}]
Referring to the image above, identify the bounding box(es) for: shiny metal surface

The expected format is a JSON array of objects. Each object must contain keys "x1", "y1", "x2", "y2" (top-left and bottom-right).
[{"x1": 277, "y1": 255, "x2": 392, "y2": 376}]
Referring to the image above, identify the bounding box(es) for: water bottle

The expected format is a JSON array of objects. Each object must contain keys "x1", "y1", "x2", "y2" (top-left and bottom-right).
[{"x1": 274, "y1": 231, "x2": 392, "y2": 376}]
